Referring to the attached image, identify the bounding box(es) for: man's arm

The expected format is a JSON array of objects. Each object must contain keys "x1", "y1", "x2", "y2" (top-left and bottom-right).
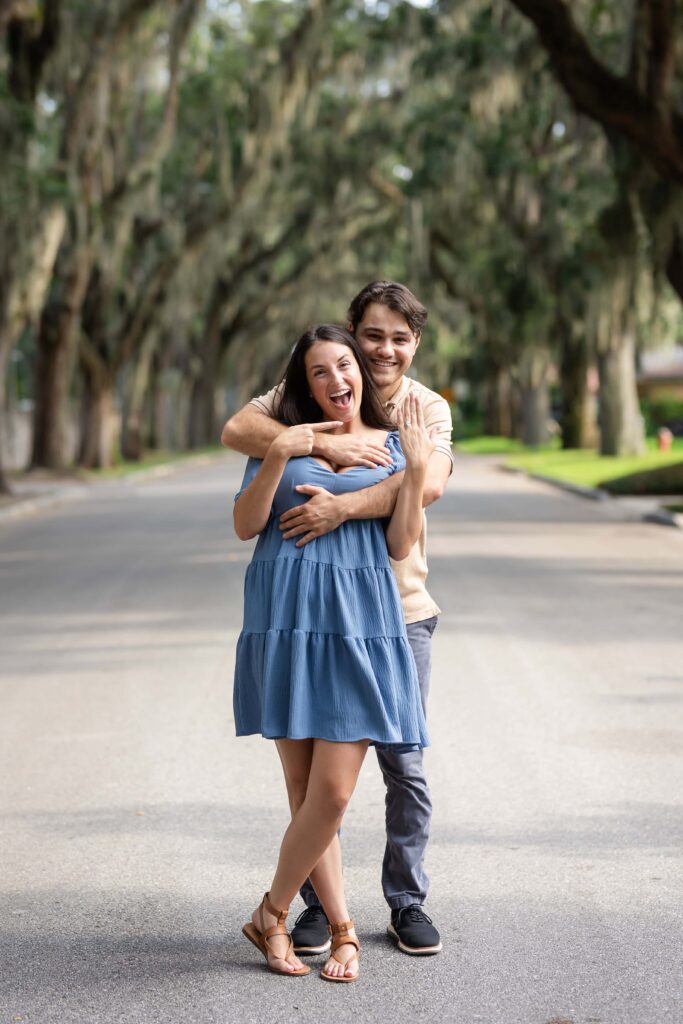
[
  {"x1": 222, "y1": 400, "x2": 393, "y2": 467},
  {"x1": 221, "y1": 403, "x2": 286, "y2": 457},
  {"x1": 422, "y1": 450, "x2": 452, "y2": 506},
  {"x1": 279, "y1": 447, "x2": 451, "y2": 546},
  {"x1": 279, "y1": 472, "x2": 401, "y2": 545}
]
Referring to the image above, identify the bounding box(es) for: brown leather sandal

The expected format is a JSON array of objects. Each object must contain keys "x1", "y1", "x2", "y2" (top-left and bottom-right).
[
  {"x1": 242, "y1": 892, "x2": 311, "y2": 977},
  {"x1": 320, "y1": 920, "x2": 360, "y2": 983}
]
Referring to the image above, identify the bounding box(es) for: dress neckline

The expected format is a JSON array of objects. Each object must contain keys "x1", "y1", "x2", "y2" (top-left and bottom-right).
[{"x1": 307, "y1": 430, "x2": 393, "y2": 475}]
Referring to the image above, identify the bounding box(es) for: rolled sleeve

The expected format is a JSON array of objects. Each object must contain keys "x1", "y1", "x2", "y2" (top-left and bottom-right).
[
  {"x1": 420, "y1": 393, "x2": 454, "y2": 471},
  {"x1": 248, "y1": 383, "x2": 283, "y2": 419}
]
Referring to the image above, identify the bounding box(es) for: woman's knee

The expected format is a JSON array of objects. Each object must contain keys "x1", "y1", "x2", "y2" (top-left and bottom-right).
[{"x1": 308, "y1": 780, "x2": 353, "y2": 820}]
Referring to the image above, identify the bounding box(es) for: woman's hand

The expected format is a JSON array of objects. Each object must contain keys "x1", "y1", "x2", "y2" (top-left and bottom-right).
[
  {"x1": 396, "y1": 393, "x2": 435, "y2": 471},
  {"x1": 269, "y1": 421, "x2": 342, "y2": 460}
]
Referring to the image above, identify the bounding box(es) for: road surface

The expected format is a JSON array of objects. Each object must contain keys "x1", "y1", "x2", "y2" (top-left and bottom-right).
[{"x1": 1, "y1": 454, "x2": 681, "y2": 1023}]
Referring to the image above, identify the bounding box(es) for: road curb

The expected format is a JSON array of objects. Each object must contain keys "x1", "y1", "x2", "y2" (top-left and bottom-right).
[
  {"x1": 0, "y1": 451, "x2": 230, "y2": 524},
  {"x1": 0, "y1": 486, "x2": 89, "y2": 522},
  {"x1": 500, "y1": 464, "x2": 682, "y2": 529},
  {"x1": 643, "y1": 507, "x2": 683, "y2": 529}
]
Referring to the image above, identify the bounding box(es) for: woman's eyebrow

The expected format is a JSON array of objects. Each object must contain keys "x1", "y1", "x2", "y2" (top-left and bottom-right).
[{"x1": 310, "y1": 355, "x2": 351, "y2": 370}]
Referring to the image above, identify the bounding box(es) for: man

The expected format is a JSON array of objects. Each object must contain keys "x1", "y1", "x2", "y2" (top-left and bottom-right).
[{"x1": 221, "y1": 280, "x2": 453, "y2": 956}]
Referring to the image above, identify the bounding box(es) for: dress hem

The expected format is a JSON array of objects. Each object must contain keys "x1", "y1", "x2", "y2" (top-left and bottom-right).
[{"x1": 235, "y1": 727, "x2": 428, "y2": 750}]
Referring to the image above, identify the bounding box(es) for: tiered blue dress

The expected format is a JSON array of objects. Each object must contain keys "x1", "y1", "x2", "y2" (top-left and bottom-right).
[{"x1": 233, "y1": 430, "x2": 429, "y2": 750}]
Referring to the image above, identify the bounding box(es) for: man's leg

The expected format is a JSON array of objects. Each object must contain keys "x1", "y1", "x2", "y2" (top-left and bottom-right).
[{"x1": 377, "y1": 615, "x2": 442, "y2": 954}]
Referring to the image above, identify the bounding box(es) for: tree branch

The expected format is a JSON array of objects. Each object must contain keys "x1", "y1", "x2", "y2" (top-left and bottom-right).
[
  {"x1": 6, "y1": 0, "x2": 62, "y2": 102},
  {"x1": 507, "y1": 0, "x2": 683, "y2": 182},
  {"x1": 644, "y1": 0, "x2": 677, "y2": 116}
]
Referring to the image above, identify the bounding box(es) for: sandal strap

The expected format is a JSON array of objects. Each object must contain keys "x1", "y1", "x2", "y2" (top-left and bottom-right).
[
  {"x1": 263, "y1": 891, "x2": 288, "y2": 922},
  {"x1": 328, "y1": 919, "x2": 355, "y2": 937},
  {"x1": 258, "y1": 892, "x2": 298, "y2": 967},
  {"x1": 328, "y1": 950, "x2": 360, "y2": 973},
  {"x1": 328, "y1": 920, "x2": 360, "y2": 955},
  {"x1": 264, "y1": 930, "x2": 295, "y2": 961}
]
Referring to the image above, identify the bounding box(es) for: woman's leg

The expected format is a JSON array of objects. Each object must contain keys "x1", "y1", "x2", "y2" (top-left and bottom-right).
[
  {"x1": 250, "y1": 738, "x2": 312, "y2": 974},
  {"x1": 309, "y1": 835, "x2": 359, "y2": 979},
  {"x1": 251, "y1": 738, "x2": 367, "y2": 974},
  {"x1": 269, "y1": 738, "x2": 367, "y2": 907},
  {"x1": 276, "y1": 744, "x2": 353, "y2": 973}
]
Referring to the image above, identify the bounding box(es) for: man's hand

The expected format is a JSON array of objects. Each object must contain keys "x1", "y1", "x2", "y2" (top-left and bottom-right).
[
  {"x1": 279, "y1": 485, "x2": 345, "y2": 546},
  {"x1": 315, "y1": 432, "x2": 393, "y2": 469}
]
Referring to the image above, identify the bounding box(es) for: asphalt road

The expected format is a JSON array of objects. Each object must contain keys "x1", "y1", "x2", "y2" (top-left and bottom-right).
[{"x1": 1, "y1": 454, "x2": 681, "y2": 1024}]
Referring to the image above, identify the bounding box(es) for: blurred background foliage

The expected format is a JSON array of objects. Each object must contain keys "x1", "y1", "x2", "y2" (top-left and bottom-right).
[{"x1": 2, "y1": 0, "x2": 683, "y2": 487}]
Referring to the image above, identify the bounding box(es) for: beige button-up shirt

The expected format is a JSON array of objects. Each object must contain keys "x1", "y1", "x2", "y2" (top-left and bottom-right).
[{"x1": 250, "y1": 375, "x2": 453, "y2": 624}]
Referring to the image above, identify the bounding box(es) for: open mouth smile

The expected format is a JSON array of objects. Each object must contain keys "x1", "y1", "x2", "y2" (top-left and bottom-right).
[{"x1": 329, "y1": 389, "x2": 352, "y2": 409}]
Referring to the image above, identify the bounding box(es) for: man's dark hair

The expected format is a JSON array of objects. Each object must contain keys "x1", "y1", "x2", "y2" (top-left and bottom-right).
[
  {"x1": 347, "y1": 280, "x2": 428, "y2": 335},
  {"x1": 276, "y1": 324, "x2": 392, "y2": 429}
]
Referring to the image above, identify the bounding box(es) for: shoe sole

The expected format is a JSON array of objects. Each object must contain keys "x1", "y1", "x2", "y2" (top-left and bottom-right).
[
  {"x1": 293, "y1": 939, "x2": 332, "y2": 956},
  {"x1": 387, "y1": 923, "x2": 442, "y2": 956}
]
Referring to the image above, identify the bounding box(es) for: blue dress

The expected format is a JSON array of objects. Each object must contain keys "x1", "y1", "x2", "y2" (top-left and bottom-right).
[{"x1": 232, "y1": 430, "x2": 429, "y2": 750}]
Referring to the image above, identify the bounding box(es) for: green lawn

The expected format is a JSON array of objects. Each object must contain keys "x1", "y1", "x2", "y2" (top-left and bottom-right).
[
  {"x1": 455, "y1": 435, "x2": 551, "y2": 455},
  {"x1": 457, "y1": 436, "x2": 683, "y2": 495}
]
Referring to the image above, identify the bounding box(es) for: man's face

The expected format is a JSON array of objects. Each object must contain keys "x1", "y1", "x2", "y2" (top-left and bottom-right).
[{"x1": 352, "y1": 302, "x2": 420, "y2": 396}]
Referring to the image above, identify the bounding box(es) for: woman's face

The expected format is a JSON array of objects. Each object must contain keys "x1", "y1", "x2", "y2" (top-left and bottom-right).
[{"x1": 304, "y1": 340, "x2": 363, "y2": 424}]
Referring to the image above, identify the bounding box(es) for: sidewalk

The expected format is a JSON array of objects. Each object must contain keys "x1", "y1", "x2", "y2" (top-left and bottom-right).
[{"x1": 0, "y1": 451, "x2": 231, "y2": 523}]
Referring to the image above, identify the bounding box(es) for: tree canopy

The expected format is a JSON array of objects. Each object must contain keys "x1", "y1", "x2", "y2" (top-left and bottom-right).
[{"x1": 2, "y1": 0, "x2": 682, "y2": 485}]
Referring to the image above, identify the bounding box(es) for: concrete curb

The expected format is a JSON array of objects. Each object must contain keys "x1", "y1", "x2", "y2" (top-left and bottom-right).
[
  {"x1": 0, "y1": 485, "x2": 89, "y2": 522},
  {"x1": 500, "y1": 464, "x2": 682, "y2": 529},
  {"x1": 0, "y1": 451, "x2": 231, "y2": 524},
  {"x1": 643, "y1": 507, "x2": 683, "y2": 529}
]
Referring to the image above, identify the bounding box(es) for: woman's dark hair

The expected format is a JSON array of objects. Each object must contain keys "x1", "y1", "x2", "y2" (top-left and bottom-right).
[
  {"x1": 275, "y1": 324, "x2": 392, "y2": 429},
  {"x1": 348, "y1": 280, "x2": 428, "y2": 335}
]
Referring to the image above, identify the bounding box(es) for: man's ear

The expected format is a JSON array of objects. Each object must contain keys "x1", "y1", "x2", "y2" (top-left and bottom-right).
[
  {"x1": 348, "y1": 322, "x2": 355, "y2": 334},
  {"x1": 414, "y1": 333, "x2": 421, "y2": 350}
]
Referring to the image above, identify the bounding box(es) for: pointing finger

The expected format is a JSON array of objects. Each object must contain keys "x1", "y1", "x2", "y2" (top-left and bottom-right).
[{"x1": 309, "y1": 421, "x2": 343, "y2": 431}]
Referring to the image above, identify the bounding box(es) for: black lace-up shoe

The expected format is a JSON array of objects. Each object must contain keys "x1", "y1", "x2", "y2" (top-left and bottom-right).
[
  {"x1": 292, "y1": 905, "x2": 331, "y2": 956},
  {"x1": 388, "y1": 905, "x2": 442, "y2": 955}
]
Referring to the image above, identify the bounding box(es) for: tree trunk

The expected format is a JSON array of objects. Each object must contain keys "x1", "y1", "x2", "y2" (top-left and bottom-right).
[
  {"x1": 187, "y1": 371, "x2": 218, "y2": 449},
  {"x1": 518, "y1": 348, "x2": 551, "y2": 447},
  {"x1": 120, "y1": 330, "x2": 157, "y2": 461},
  {"x1": 485, "y1": 361, "x2": 516, "y2": 437},
  {"x1": 558, "y1": 320, "x2": 590, "y2": 449},
  {"x1": 31, "y1": 245, "x2": 92, "y2": 469},
  {"x1": 187, "y1": 311, "x2": 221, "y2": 449},
  {"x1": 590, "y1": 185, "x2": 647, "y2": 457},
  {"x1": 519, "y1": 383, "x2": 549, "y2": 446},
  {"x1": 0, "y1": 339, "x2": 11, "y2": 493},
  {"x1": 597, "y1": 330, "x2": 645, "y2": 456},
  {"x1": 78, "y1": 367, "x2": 117, "y2": 469}
]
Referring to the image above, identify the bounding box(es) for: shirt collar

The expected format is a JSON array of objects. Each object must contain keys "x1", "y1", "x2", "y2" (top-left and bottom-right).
[{"x1": 383, "y1": 376, "x2": 412, "y2": 410}]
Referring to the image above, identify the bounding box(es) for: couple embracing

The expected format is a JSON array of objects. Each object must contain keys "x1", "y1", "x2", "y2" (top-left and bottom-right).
[{"x1": 222, "y1": 281, "x2": 453, "y2": 983}]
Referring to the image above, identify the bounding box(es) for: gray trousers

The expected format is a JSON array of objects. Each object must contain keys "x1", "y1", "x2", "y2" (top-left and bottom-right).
[{"x1": 300, "y1": 614, "x2": 437, "y2": 910}]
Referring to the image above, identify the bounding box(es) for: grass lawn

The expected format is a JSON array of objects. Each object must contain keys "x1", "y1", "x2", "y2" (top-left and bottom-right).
[
  {"x1": 508, "y1": 439, "x2": 683, "y2": 494},
  {"x1": 458, "y1": 436, "x2": 683, "y2": 495},
  {"x1": 455, "y1": 435, "x2": 549, "y2": 455}
]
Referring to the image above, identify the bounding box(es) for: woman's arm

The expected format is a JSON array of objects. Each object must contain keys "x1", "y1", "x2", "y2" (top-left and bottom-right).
[
  {"x1": 233, "y1": 446, "x2": 289, "y2": 540},
  {"x1": 385, "y1": 393, "x2": 436, "y2": 561},
  {"x1": 233, "y1": 421, "x2": 341, "y2": 540}
]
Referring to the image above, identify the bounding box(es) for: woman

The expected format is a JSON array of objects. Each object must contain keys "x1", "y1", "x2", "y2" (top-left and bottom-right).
[{"x1": 233, "y1": 324, "x2": 433, "y2": 982}]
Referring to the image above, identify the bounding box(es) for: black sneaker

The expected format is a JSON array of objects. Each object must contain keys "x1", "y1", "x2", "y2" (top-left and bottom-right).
[
  {"x1": 292, "y1": 905, "x2": 331, "y2": 955},
  {"x1": 388, "y1": 905, "x2": 442, "y2": 955}
]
